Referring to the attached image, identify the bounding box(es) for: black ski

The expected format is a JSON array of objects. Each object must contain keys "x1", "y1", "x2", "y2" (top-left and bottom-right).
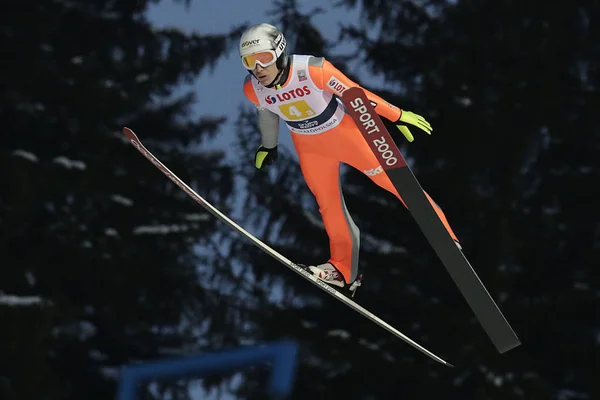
[{"x1": 341, "y1": 87, "x2": 521, "y2": 354}]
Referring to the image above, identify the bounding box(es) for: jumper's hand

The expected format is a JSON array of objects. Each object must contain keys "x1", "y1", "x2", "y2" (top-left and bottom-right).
[
  {"x1": 395, "y1": 110, "x2": 433, "y2": 142},
  {"x1": 255, "y1": 145, "x2": 278, "y2": 169}
]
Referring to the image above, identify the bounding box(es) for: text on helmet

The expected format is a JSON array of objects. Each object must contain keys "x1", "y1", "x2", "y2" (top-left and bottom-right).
[{"x1": 242, "y1": 40, "x2": 260, "y2": 48}]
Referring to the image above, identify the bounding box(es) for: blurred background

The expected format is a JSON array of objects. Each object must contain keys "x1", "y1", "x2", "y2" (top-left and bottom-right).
[{"x1": 1, "y1": 0, "x2": 599, "y2": 399}]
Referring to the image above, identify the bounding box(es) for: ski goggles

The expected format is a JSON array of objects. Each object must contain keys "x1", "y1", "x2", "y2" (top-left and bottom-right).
[{"x1": 241, "y1": 50, "x2": 277, "y2": 70}]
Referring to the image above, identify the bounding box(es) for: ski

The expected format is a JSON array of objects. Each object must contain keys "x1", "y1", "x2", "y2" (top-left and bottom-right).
[
  {"x1": 341, "y1": 87, "x2": 521, "y2": 354},
  {"x1": 122, "y1": 127, "x2": 453, "y2": 368}
]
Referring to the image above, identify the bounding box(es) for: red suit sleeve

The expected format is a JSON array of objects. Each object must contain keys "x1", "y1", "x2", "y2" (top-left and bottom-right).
[{"x1": 308, "y1": 59, "x2": 402, "y2": 122}]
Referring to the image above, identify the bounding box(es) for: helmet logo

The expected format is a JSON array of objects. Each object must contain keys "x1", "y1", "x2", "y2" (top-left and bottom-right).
[
  {"x1": 273, "y1": 33, "x2": 286, "y2": 55},
  {"x1": 241, "y1": 39, "x2": 260, "y2": 48},
  {"x1": 274, "y1": 34, "x2": 283, "y2": 46}
]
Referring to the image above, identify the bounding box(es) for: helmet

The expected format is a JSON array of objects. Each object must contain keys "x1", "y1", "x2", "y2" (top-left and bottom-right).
[{"x1": 239, "y1": 23, "x2": 288, "y2": 71}]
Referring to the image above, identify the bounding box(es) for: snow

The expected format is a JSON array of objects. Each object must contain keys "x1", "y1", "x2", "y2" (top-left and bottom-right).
[
  {"x1": 53, "y1": 156, "x2": 86, "y2": 170},
  {"x1": 11, "y1": 149, "x2": 39, "y2": 162},
  {"x1": 110, "y1": 194, "x2": 134, "y2": 207},
  {"x1": 52, "y1": 320, "x2": 97, "y2": 341},
  {"x1": 0, "y1": 292, "x2": 44, "y2": 306},
  {"x1": 557, "y1": 389, "x2": 589, "y2": 400},
  {"x1": 183, "y1": 213, "x2": 210, "y2": 222},
  {"x1": 133, "y1": 224, "x2": 190, "y2": 234},
  {"x1": 357, "y1": 337, "x2": 380, "y2": 351},
  {"x1": 25, "y1": 271, "x2": 36, "y2": 286},
  {"x1": 455, "y1": 96, "x2": 472, "y2": 107},
  {"x1": 135, "y1": 73, "x2": 150, "y2": 83},
  {"x1": 105, "y1": 227, "x2": 119, "y2": 237},
  {"x1": 301, "y1": 320, "x2": 317, "y2": 329},
  {"x1": 100, "y1": 367, "x2": 120, "y2": 380},
  {"x1": 327, "y1": 329, "x2": 351, "y2": 340}
]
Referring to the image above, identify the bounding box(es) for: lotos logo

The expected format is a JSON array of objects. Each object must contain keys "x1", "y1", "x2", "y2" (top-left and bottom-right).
[
  {"x1": 326, "y1": 77, "x2": 349, "y2": 95},
  {"x1": 265, "y1": 85, "x2": 311, "y2": 104},
  {"x1": 241, "y1": 39, "x2": 260, "y2": 47}
]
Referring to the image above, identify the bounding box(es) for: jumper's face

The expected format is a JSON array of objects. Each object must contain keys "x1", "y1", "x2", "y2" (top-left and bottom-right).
[
  {"x1": 241, "y1": 50, "x2": 279, "y2": 86},
  {"x1": 254, "y1": 63, "x2": 279, "y2": 86}
]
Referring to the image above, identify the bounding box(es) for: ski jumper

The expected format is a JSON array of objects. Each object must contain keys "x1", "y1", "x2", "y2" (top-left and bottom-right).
[{"x1": 243, "y1": 55, "x2": 458, "y2": 284}]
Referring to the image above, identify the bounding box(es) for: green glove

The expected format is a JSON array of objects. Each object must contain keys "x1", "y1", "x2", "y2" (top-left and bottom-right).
[
  {"x1": 255, "y1": 145, "x2": 278, "y2": 170},
  {"x1": 395, "y1": 110, "x2": 433, "y2": 142}
]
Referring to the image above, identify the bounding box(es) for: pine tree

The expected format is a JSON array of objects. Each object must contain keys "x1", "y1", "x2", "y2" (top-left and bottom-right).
[{"x1": 0, "y1": 1, "x2": 250, "y2": 399}]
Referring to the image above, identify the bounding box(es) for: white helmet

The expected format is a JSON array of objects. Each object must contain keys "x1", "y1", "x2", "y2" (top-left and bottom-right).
[{"x1": 239, "y1": 23, "x2": 288, "y2": 71}]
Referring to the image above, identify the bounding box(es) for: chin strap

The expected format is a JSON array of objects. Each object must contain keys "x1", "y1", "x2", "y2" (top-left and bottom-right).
[
  {"x1": 264, "y1": 73, "x2": 282, "y2": 89},
  {"x1": 264, "y1": 69, "x2": 285, "y2": 89}
]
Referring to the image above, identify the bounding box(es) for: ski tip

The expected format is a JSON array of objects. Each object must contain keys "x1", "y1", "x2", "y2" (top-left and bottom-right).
[{"x1": 122, "y1": 127, "x2": 137, "y2": 140}]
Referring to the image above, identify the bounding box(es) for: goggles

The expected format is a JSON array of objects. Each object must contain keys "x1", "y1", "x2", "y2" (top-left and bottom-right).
[{"x1": 241, "y1": 50, "x2": 277, "y2": 70}]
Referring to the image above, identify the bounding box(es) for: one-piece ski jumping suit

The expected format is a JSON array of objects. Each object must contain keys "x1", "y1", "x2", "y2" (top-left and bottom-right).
[{"x1": 243, "y1": 54, "x2": 459, "y2": 285}]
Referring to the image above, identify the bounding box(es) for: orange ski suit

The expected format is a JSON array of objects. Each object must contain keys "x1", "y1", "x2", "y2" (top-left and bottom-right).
[{"x1": 243, "y1": 55, "x2": 459, "y2": 284}]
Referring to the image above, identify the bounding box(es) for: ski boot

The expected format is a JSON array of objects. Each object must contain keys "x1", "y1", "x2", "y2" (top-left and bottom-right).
[{"x1": 304, "y1": 262, "x2": 363, "y2": 300}]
